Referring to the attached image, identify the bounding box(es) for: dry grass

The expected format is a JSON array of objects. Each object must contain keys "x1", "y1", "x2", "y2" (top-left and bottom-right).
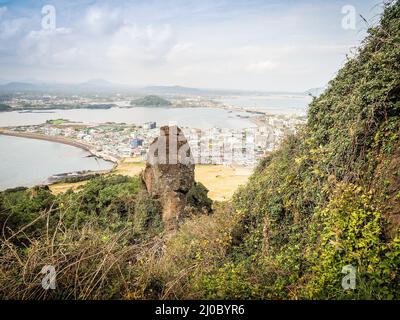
[
  {"x1": 49, "y1": 181, "x2": 87, "y2": 195},
  {"x1": 49, "y1": 158, "x2": 253, "y2": 201},
  {"x1": 195, "y1": 165, "x2": 253, "y2": 201},
  {"x1": 49, "y1": 158, "x2": 144, "y2": 195},
  {"x1": 130, "y1": 202, "x2": 237, "y2": 299},
  {"x1": 0, "y1": 206, "x2": 140, "y2": 299},
  {"x1": 0, "y1": 200, "x2": 237, "y2": 300},
  {"x1": 113, "y1": 158, "x2": 145, "y2": 177},
  {"x1": 113, "y1": 159, "x2": 254, "y2": 201}
]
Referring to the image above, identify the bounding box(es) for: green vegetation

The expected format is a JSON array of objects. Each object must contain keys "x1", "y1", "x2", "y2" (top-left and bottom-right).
[
  {"x1": 185, "y1": 182, "x2": 213, "y2": 214},
  {"x1": 0, "y1": 176, "x2": 143, "y2": 299},
  {"x1": 0, "y1": 2, "x2": 399, "y2": 300},
  {"x1": 46, "y1": 119, "x2": 69, "y2": 125},
  {"x1": 83, "y1": 104, "x2": 115, "y2": 109},
  {"x1": 130, "y1": 2, "x2": 400, "y2": 300},
  {"x1": 133, "y1": 189, "x2": 163, "y2": 238},
  {"x1": 0, "y1": 103, "x2": 11, "y2": 111},
  {"x1": 130, "y1": 95, "x2": 172, "y2": 107},
  {"x1": 0, "y1": 175, "x2": 212, "y2": 299},
  {"x1": 57, "y1": 173, "x2": 102, "y2": 183},
  {"x1": 191, "y1": 2, "x2": 400, "y2": 300}
]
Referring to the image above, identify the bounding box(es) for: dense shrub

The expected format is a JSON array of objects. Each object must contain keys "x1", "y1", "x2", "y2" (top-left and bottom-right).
[
  {"x1": 303, "y1": 184, "x2": 400, "y2": 299},
  {"x1": 0, "y1": 186, "x2": 55, "y2": 242},
  {"x1": 133, "y1": 190, "x2": 163, "y2": 238},
  {"x1": 201, "y1": 1, "x2": 400, "y2": 300},
  {"x1": 185, "y1": 182, "x2": 213, "y2": 214}
]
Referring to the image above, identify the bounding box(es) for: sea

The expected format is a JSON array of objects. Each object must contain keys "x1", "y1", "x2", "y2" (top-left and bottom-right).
[
  {"x1": 216, "y1": 94, "x2": 312, "y2": 115},
  {"x1": 0, "y1": 135, "x2": 114, "y2": 190},
  {"x1": 0, "y1": 94, "x2": 311, "y2": 190}
]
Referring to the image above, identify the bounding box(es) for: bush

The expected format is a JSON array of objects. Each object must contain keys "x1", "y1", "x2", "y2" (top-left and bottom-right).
[
  {"x1": 0, "y1": 175, "x2": 144, "y2": 299},
  {"x1": 0, "y1": 214, "x2": 136, "y2": 299},
  {"x1": 303, "y1": 184, "x2": 400, "y2": 299},
  {"x1": 133, "y1": 190, "x2": 163, "y2": 238},
  {"x1": 197, "y1": 2, "x2": 400, "y2": 300},
  {"x1": 185, "y1": 182, "x2": 213, "y2": 214}
]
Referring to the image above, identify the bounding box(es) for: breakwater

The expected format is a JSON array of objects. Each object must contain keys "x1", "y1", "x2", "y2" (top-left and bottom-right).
[{"x1": 0, "y1": 130, "x2": 120, "y2": 164}]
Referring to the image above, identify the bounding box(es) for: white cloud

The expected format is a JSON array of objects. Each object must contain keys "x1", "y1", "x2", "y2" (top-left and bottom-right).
[
  {"x1": 51, "y1": 47, "x2": 80, "y2": 64},
  {"x1": 0, "y1": 18, "x2": 28, "y2": 40},
  {"x1": 18, "y1": 28, "x2": 72, "y2": 65},
  {"x1": 0, "y1": 0, "x2": 384, "y2": 90},
  {"x1": 83, "y1": 6, "x2": 122, "y2": 35},
  {"x1": 0, "y1": 6, "x2": 7, "y2": 16},
  {"x1": 8, "y1": 3, "x2": 176, "y2": 70},
  {"x1": 245, "y1": 60, "x2": 277, "y2": 73},
  {"x1": 106, "y1": 24, "x2": 176, "y2": 65}
]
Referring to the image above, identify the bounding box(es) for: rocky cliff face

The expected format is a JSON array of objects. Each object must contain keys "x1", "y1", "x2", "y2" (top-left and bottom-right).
[{"x1": 142, "y1": 126, "x2": 195, "y2": 229}]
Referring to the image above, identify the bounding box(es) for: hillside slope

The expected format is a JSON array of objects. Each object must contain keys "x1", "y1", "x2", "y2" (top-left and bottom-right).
[
  {"x1": 206, "y1": 1, "x2": 400, "y2": 299},
  {"x1": 124, "y1": 2, "x2": 399, "y2": 300}
]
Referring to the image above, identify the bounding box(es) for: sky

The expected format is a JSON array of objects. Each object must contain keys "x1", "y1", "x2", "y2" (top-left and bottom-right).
[{"x1": 0, "y1": 0, "x2": 387, "y2": 91}]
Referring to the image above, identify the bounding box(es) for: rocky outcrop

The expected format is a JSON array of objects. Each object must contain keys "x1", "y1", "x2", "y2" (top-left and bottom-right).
[{"x1": 142, "y1": 126, "x2": 195, "y2": 229}]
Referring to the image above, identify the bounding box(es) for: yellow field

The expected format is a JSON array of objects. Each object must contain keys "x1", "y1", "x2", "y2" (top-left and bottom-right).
[
  {"x1": 195, "y1": 164, "x2": 253, "y2": 201},
  {"x1": 49, "y1": 181, "x2": 87, "y2": 195},
  {"x1": 49, "y1": 158, "x2": 253, "y2": 201},
  {"x1": 113, "y1": 157, "x2": 145, "y2": 177},
  {"x1": 49, "y1": 158, "x2": 145, "y2": 195}
]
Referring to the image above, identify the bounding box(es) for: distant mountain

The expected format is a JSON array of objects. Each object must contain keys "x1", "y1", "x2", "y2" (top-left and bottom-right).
[
  {"x1": 0, "y1": 81, "x2": 226, "y2": 95},
  {"x1": 0, "y1": 82, "x2": 38, "y2": 91},
  {"x1": 78, "y1": 79, "x2": 116, "y2": 88},
  {"x1": 143, "y1": 86, "x2": 313, "y2": 96},
  {"x1": 142, "y1": 85, "x2": 204, "y2": 95},
  {"x1": 0, "y1": 79, "x2": 316, "y2": 96},
  {"x1": 0, "y1": 79, "x2": 126, "y2": 93}
]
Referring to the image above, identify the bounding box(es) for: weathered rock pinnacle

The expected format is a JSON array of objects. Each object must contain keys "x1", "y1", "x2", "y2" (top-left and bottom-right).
[{"x1": 142, "y1": 126, "x2": 195, "y2": 229}]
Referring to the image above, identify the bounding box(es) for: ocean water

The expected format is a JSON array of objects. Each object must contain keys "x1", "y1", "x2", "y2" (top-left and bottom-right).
[
  {"x1": 0, "y1": 107, "x2": 255, "y2": 190},
  {"x1": 216, "y1": 94, "x2": 312, "y2": 115},
  {"x1": 0, "y1": 135, "x2": 114, "y2": 190},
  {"x1": 0, "y1": 96, "x2": 307, "y2": 189},
  {"x1": 0, "y1": 107, "x2": 256, "y2": 129}
]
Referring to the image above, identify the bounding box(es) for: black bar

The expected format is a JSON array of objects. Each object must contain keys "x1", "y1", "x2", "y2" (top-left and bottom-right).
[{"x1": 1, "y1": 300, "x2": 398, "y2": 319}]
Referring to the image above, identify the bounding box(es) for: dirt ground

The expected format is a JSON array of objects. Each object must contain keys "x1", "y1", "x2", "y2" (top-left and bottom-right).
[{"x1": 49, "y1": 158, "x2": 253, "y2": 201}]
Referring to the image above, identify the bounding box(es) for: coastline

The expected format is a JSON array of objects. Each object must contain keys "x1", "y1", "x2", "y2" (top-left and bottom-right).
[
  {"x1": 0, "y1": 131, "x2": 253, "y2": 199},
  {"x1": 0, "y1": 130, "x2": 119, "y2": 165}
]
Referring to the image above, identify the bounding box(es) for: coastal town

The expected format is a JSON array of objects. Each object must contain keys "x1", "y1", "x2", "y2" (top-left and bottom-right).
[
  {"x1": 0, "y1": 92, "x2": 223, "y2": 111},
  {"x1": 0, "y1": 112, "x2": 305, "y2": 167}
]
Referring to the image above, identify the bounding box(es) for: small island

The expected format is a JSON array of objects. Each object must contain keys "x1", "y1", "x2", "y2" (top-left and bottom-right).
[
  {"x1": 130, "y1": 95, "x2": 172, "y2": 107},
  {"x1": 45, "y1": 119, "x2": 70, "y2": 125},
  {"x1": 0, "y1": 103, "x2": 12, "y2": 112}
]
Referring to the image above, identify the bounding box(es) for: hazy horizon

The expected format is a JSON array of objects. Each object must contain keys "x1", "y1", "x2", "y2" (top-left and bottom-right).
[
  {"x1": 0, "y1": 77, "x2": 322, "y2": 93},
  {"x1": 0, "y1": 0, "x2": 386, "y2": 92}
]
